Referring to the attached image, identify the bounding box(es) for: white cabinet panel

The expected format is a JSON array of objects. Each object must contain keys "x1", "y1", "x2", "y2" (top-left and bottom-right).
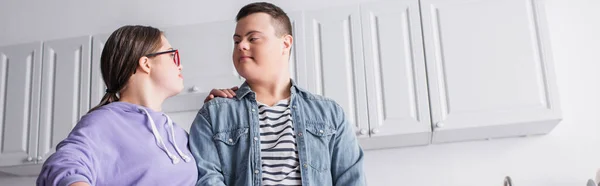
[
  {"x1": 288, "y1": 11, "x2": 307, "y2": 88},
  {"x1": 359, "y1": 0, "x2": 432, "y2": 149},
  {"x1": 39, "y1": 36, "x2": 91, "y2": 161},
  {"x1": 421, "y1": 0, "x2": 561, "y2": 143},
  {"x1": 305, "y1": 5, "x2": 369, "y2": 137},
  {"x1": 0, "y1": 42, "x2": 43, "y2": 166},
  {"x1": 90, "y1": 34, "x2": 110, "y2": 108}
]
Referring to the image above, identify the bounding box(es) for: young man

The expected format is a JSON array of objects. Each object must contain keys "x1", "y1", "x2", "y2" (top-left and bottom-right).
[{"x1": 189, "y1": 2, "x2": 365, "y2": 186}]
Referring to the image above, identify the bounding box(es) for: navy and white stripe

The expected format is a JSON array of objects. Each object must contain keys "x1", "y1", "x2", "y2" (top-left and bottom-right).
[{"x1": 258, "y1": 99, "x2": 302, "y2": 186}]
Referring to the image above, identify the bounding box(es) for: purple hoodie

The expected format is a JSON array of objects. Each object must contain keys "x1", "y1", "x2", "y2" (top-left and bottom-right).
[{"x1": 37, "y1": 102, "x2": 198, "y2": 186}]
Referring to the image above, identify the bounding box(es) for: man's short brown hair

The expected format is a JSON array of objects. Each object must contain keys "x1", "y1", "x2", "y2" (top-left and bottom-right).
[{"x1": 236, "y1": 2, "x2": 293, "y2": 37}]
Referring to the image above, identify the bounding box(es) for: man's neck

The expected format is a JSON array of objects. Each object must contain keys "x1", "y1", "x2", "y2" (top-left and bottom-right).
[{"x1": 248, "y1": 77, "x2": 292, "y2": 107}]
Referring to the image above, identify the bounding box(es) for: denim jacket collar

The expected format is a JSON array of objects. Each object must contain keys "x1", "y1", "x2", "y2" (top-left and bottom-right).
[{"x1": 235, "y1": 79, "x2": 301, "y2": 101}]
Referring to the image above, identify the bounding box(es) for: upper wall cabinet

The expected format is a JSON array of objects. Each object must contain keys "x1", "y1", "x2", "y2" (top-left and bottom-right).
[
  {"x1": 303, "y1": 1, "x2": 433, "y2": 149},
  {"x1": 359, "y1": 0, "x2": 433, "y2": 149},
  {"x1": 0, "y1": 1, "x2": 563, "y2": 172},
  {"x1": 288, "y1": 11, "x2": 308, "y2": 89},
  {"x1": 0, "y1": 36, "x2": 91, "y2": 175},
  {"x1": 420, "y1": 0, "x2": 561, "y2": 143},
  {"x1": 304, "y1": 5, "x2": 371, "y2": 139},
  {"x1": 0, "y1": 42, "x2": 43, "y2": 166},
  {"x1": 90, "y1": 34, "x2": 109, "y2": 108},
  {"x1": 300, "y1": 0, "x2": 560, "y2": 149},
  {"x1": 38, "y1": 36, "x2": 92, "y2": 161}
]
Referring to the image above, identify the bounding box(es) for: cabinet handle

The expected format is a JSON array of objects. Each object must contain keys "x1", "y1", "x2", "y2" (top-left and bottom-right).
[
  {"x1": 504, "y1": 176, "x2": 513, "y2": 186},
  {"x1": 371, "y1": 128, "x2": 380, "y2": 134},
  {"x1": 37, "y1": 156, "x2": 43, "y2": 161},
  {"x1": 358, "y1": 129, "x2": 368, "y2": 136},
  {"x1": 190, "y1": 86, "x2": 200, "y2": 93},
  {"x1": 435, "y1": 122, "x2": 445, "y2": 128},
  {"x1": 26, "y1": 157, "x2": 33, "y2": 162}
]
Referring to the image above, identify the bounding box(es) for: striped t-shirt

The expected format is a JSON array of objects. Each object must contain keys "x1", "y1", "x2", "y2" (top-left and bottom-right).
[{"x1": 257, "y1": 99, "x2": 302, "y2": 186}]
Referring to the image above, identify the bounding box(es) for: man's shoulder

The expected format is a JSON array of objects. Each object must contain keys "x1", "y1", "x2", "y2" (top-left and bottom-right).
[
  {"x1": 203, "y1": 97, "x2": 244, "y2": 107},
  {"x1": 199, "y1": 97, "x2": 246, "y2": 115},
  {"x1": 295, "y1": 87, "x2": 342, "y2": 109}
]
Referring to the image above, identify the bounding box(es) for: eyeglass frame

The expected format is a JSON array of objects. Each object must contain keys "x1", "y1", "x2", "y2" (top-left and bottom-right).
[{"x1": 145, "y1": 49, "x2": 180, "y2": 66}]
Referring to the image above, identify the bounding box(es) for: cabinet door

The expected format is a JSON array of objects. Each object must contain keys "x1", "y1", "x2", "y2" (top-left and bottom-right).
[
  {"x1": 305, "y1": 5, "x2": 369, "y2": 138},
  {"x1": 288, "y1": 11, "x2": 307, "y2": 88},
  {"x1": 38, "y1": 36, "x2": 91, "y2": 161},
  {"x1": 0, "y1": 42, "x2": 43, "y2": 166},
  {"x1": 421, "y1": 0, "x2": 561, "y2": 143},
  {"x1": 90, "y1": 34, "x2": 110, "y2": 108},
  {"x1": 360, "y1": 0, "x2": 432, "y2": 148}
]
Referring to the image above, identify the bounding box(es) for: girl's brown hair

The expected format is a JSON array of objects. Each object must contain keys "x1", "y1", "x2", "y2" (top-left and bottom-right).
[{"x1": 89, "y1": 25, "x2": 163, "y2": 113}]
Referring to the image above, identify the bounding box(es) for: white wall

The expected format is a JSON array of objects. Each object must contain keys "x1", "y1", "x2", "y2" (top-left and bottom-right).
[{"x1": 1, "y1": 0, "x2": 598, "y2": 185}]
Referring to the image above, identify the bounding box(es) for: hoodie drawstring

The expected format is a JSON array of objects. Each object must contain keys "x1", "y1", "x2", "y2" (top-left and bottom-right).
[
  {"x1": 164, "y1": 115, "x2": 192, "y2": 162},
  {"x1": 139, "y1": 108, "x2": 189, "y2": 164}
]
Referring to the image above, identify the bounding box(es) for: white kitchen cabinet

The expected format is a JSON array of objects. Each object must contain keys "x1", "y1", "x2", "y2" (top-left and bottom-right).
[
  {"x1": 0, "y1": 36, "x2": 91, "y2": 174},
  {"x1": 288, "y1": 11, "x2": 308, "y2": 88},
  {"x1": 0, "y1": 0, "x2": 565, "y2": 175},
  {"x1": 303, "y1": 1, "x2": 432, "y2": 148},
  {"x1": 38, "y1": 36, "x2": 92, "y2": 161},
  {"x1": 0, "y1": 42, "x2": 43, "y2": 166},
  {"x1": 300, "y1": 0, "x2": 560, "y2": 149},
  {"x1": 359, "y1": 0, "x2": 433, "y2": 149},
  {"x1": 304, "y1": 5, "x2": 370, "y2": 138},
  {"x1": 420, "y1": 0, "x2": 561, "y2": 143},
  {"x1": 90, "y1": 34, "x2": 110, "y2": 108}
]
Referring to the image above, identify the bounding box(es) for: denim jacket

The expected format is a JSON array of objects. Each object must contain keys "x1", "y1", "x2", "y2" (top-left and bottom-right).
[{"x1": 189, "y1": 80, "x2": 366, "y2": 186}]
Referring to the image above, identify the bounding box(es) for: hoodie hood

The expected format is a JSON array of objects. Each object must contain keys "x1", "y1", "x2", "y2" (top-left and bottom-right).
[{"x1": 102, "y1": 101, "x2": 191, "y2": 164}]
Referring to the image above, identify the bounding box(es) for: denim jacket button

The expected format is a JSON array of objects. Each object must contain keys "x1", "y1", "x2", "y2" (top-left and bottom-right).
[
  {"x1": 297, "y1": 132, "x2": 303, "y2": 137},
  {"x1": 228, "y1": 138, "x2": 233, "y2": 143},
  {"x1": 254, "y1": 170, "x2": 259, "y2": 174}
]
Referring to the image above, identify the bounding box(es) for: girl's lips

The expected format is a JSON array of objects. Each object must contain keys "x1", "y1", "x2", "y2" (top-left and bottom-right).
[{"x1": 239, "y1": 56, "x2": 253, "y2": 62}]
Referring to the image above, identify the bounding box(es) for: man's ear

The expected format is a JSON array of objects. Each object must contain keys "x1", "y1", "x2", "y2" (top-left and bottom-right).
[
  {"x1": 138, "y1": 56, "x2": 152, "y2": 74},
  {"x1": 282, "y1": 34, "x2": 293, "y2": 55}
]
